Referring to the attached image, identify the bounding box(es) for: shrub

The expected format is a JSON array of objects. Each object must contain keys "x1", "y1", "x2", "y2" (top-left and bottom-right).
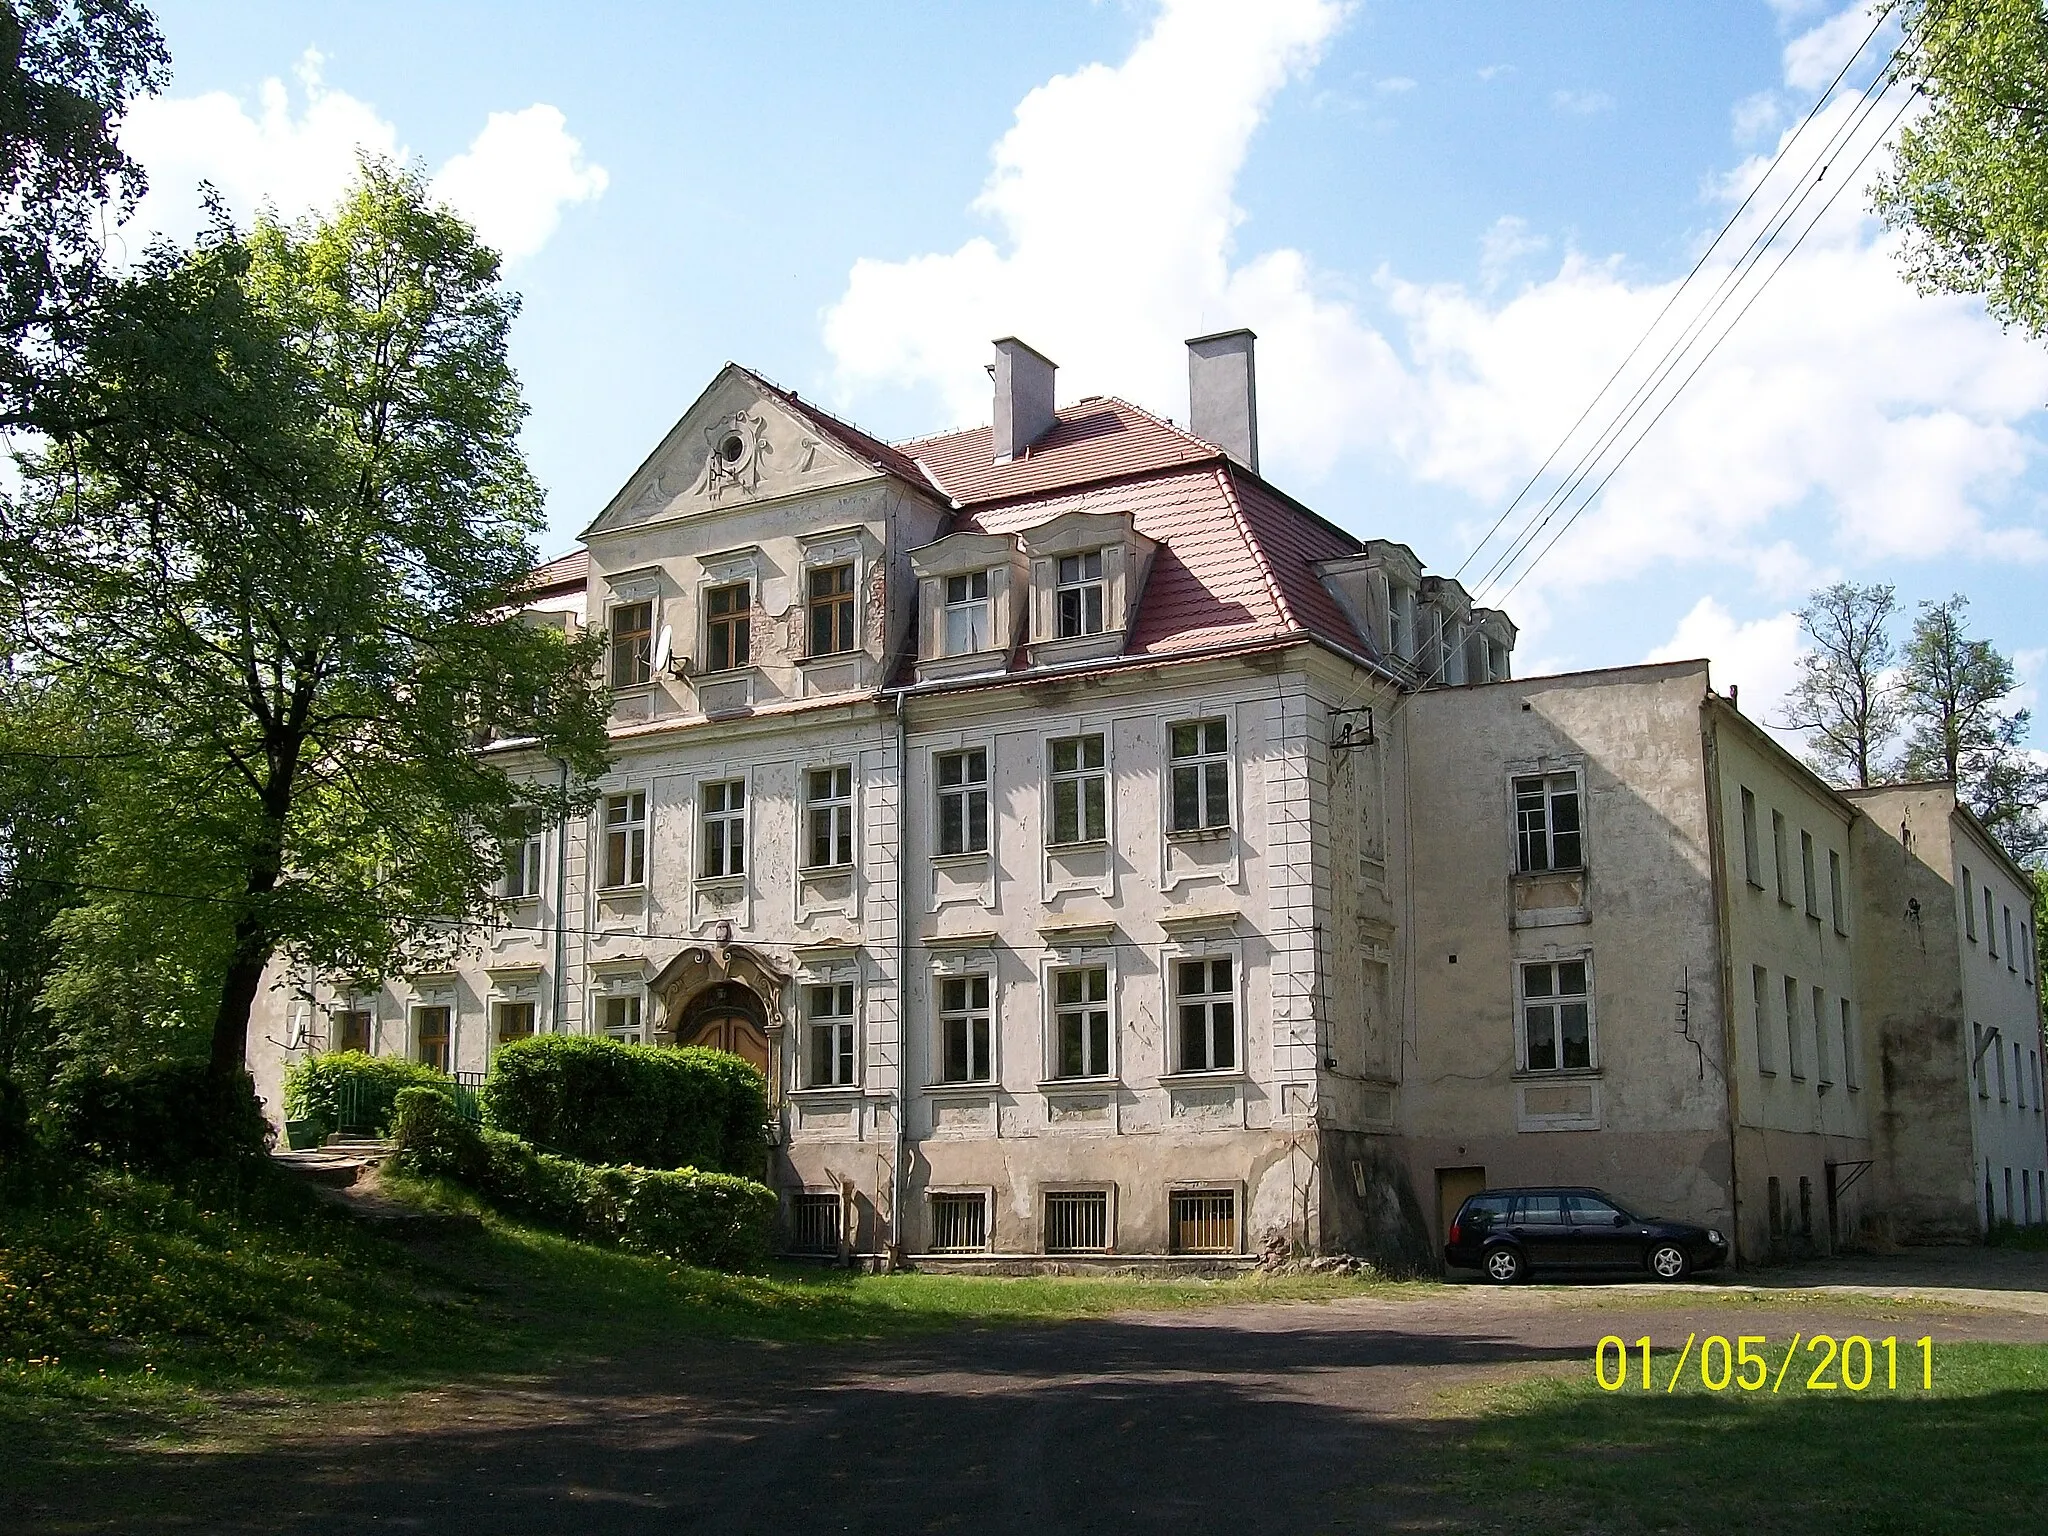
[
  {"x1": 480, "y1": 1034, "x2": 766, "y2": 1176},
  {"x1": 45, "y1": 1059, "x2": 272, "y2": 1170},
  {"x1": 389, "y1": 1087, "x2": 773, "y2": 1271},
  {"x1": 284, "y1": 1051, "x2": 453, "y2": 1138}
]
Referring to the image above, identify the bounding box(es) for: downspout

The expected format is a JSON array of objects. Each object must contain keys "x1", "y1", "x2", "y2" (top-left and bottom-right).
[
  {"x1": 1701, "y1": 705, "x2": 1745, "y2": 1269},
  {"x1": 891, "y1": 691, "x2": 910, "y2": 1270},
  {"x1": 552, "y1": 755, "x2": 569, "y2": 1033}
]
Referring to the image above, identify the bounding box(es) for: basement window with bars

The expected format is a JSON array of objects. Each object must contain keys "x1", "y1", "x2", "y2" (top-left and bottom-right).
[
  {"x1": 929, "y1": 1191, "x2": 989, "y2": 1252},
  {"x1": 1044, "y1": 1190, "x2": 1111, "y2": 1254},
  {"x1": 1170, "y1": 1188, "x2": 1238, "y2": 1254},
  {"x1": 790, "y1": 1192, "x2": 842, "y2": 1255}
]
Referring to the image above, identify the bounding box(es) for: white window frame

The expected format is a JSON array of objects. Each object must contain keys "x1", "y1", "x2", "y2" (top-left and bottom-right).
[
  {"x1": 1043, "y1": 1184, "x2": 1115, "y2": 1254},
  {"x1": 594, "y1": 983, "x2": 645, "y2": 1045},
  {"x1": 1512, "y1": 770, "x2": 1583, "y2": 874},
  {"x1": 607, "y1": 597, "x2": 654, "y2": 689},
  {"x1": 1517, "y1": 953, "x2": 1595, "y2": 1074},
  {"x1": 411, "y1": 999, "x2": 454, "y2": 1072},
  {"x1": 1045, "y1": 961, "x2": 1115, "y2": 1082},
  {"x1": 500, "y1": 807, "x2": 545, "y2": 900},
  {"x1": 926, "y1": 1187, "x2": 992, "y2": 1252},
  {"x1": 1740, "y1": 787, "x2": 1763, "y2": 889},
  {"x1": 1167, "y1": 717, "x2": 1232, "y2": 834},
  {"x1": 803, "y1": 764, "x2": 856, "y2": 871},
  {"x1": 1046, "y1": 731, "x2": 1108, "y2": 848},
  {"x1": 1785, "y1": 976, "x2": 1805, "y2": 1080},
  {"x1": 1752, "y1": 965, "x2": 1774, "y2": 1075},
  {"x1": 330, "y1": 1002, "x2": 375, "y2": 1055},
  {"x1": 600, "y1": 789, "x2": 648, "y2": 891},
  {"x1": 934, "y1": 746, "x2": 990, "y2": 857},
  {"x1": 702, "y1": 578, "x2": 754, "y2": 674},
  {"x1": 1165, "y1": 946, "x2": 1241, "y2": 1077},
  {"x1": 933, "y1": 969, "x2": 995, "y2": 1085},
  {"x1": 805, "y1": 560, "x2": 859, "y2": 658},
  {"x1": 942, "y1": 570, "x2": 992, "y2": 656},
  {"x1": 491, "y1": 995, "x2": 538, "y2": 1048},
  {"x1": 1054, "y1": 550, "x2": 1106, "y2": 638},
  {"x1": 699, "y1": 777, "x2": 747, "y2": 881},
  {"x1": 803, "y1": 979, "x2": 859, "y2": 1089}
]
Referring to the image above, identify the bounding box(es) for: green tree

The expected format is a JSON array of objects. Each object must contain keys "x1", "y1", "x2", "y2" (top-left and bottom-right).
[
  {"x1": 0, "y1": 162, "x2": 611, "y2": 1082},
  {"x1": 1874, "y1": 0, "x2": 2048, "y2": 338},
  {"x1": 1897, "y1": 594, "x2": 2046, "y2": 865},
  {"x1": 1779, "y1": 581, "x2": 1902, "y2": 787},
  {"x1": 0, "y1": 0, "x2": 167, "y2": 426}
]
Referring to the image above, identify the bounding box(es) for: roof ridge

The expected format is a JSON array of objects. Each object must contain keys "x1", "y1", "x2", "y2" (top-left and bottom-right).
[
  {"x1": 733, "y1": 364, "x2": 934, "y2": 487},
  {"x1": 1090, "y1": 392, "x2": 1233, "y2": 461},
  {"x1": 1209, "y1": 462, "x2": 1295, "y2": 631}
]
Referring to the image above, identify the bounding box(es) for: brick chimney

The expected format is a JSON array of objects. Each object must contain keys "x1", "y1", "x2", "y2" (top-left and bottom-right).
[
  {"x1": 1186, "y1": 328, "x2": 1259, "y2": 473},
  {"x1": 992, "y1": 337, "x2": 1057, "y2": 462}
]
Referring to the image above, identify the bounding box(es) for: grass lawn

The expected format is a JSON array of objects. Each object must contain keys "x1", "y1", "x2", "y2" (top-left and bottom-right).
[
  {"x1": 0, "y1": 1162, "x2": 1398, "y2": 1473},
  {"x1": 1439, "y1": 1339, "x2": 2048, "y2": 1535}
]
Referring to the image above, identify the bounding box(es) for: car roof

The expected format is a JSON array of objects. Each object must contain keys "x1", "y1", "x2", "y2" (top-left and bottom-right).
[{"x1": 1461, "y1": 1187, "x2": 1616, "y2": 1199}]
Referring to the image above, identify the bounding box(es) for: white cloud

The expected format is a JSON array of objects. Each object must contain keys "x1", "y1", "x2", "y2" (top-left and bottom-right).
[
  {"x1": 1551, "y1": 88, "x2": 1616, "y2": 117},
  {"x1": 1476, "y1": 64, "x2": 1513, "y2": 83},
  {"x1": 1782, "y1": 4, "x2": 1887, "y2": 94},
  {"x1": 1647, "y1": 597, "x2": 1805, "y2": 735},
  {"x1": 436, "y1": 106, "x2": 608, "y2": 263},
  {"x1": 117, "y1": 50, "x2": 605, "y2": 263},
  {"x1": 1373, "y1": 75, "x2": 1417, "y2": 94},
  {"x1": 1479, "y1": 215, "x2": 1548, "y2": 290},
  {"x1": 1731, "y1": 89, "x2": 1783, "y2": 145}
]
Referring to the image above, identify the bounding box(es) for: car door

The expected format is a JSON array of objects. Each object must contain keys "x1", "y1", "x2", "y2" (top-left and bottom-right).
[
  {"x1": 1565, "y1": 1193, "x2": 1638, "y2": 1267},
  {"x1": 1507, "y1": 1192, "x2": 1573, "y2": 1268}
]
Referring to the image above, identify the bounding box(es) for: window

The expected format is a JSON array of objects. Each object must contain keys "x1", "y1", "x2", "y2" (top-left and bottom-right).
[
  {"x1": 2004, "y1": 904, "x2": 2015, "y2": 971},
  {"x1": 608, "y1": 599, "x2": 652, "y2": 688},
  {"x1": 704, "y1": 581, "x2": 752, "y2": 672},
  {"x1": 806, "y1": 982, "x2": 856, "y2": 1087},
  {"x1": 1740, "y1": 787, "x2": 1762, "y2": 888},
  {"x1": 2016, "y1": 1042, "x2": 2026, "y2": 1110},
  {"x1": 1829, "y1": 849, "x2": 1846, "y2": 935},
  {"x1": 1055, "y1": 551, "x2": 1105, "y2": 637},
  {"x1": 1753, "y1": 966, "x2": 1774, "y2": 1074},
  {"x1": 1170, "y1": 1189, "x2": 1237, "y2": 1254},
  {"x1": 601, "y1": 791, "x2": 647, "y2": 889},
  {"x1": 806, "y1": 766, "x2": 854, "y2": 869},
  {"x1": 2035, "y1": 1050, "x2": 2043, "y2": 1114},
  {"x1": 790, "y1": 1192, "x2": 841, "y2": 1254},
  {"x1": 1813, "y1": 986, "x2": 1830, "y2": 1086},
  {"x1": 1045, "y1": 1190, "x2": 1110, "y2": 1253},
  {"x1": 1513, "y1": 772, "x2": 1583, "y2": 873},
  {"x1": 600, "y1": 992, "x2": 642, "y2": 1045},
  {"x1": 1521, "y1": 958, "x2": 1591, "y2": 1071},
  {"x1": 501, "y1": 808, "x2": 544, "y2": 899},
  {"x1": 806, "y1": 563, "x2": 857, "y2": 656},
  {"x1": 701, "y1": 779, "x2": 746, "y2": 879},
  {"x1": 1772, "y1": 810, "x2": 1791, "y2": 905},
  {"x1": 1963, "y1": 868, "x2": 1977, "y2": 939},
  {"x1": 936, "y1": 748, "x2": 989, "y2": 856},
  {"x1": 2026, "y1": 924, "x2": 2036, "y2": 984},
  {"x1": 943, "y1": 570, "x2": 991, "y2": 655},
  {"x1": 1048, "y1": 733, "x2": 1106, "y2": 845},
  {"x1": 414, "y1": 1005, "x2": 451, "y2": 1072},
  {"x1": 1785, "y1": 976, "x2": 1804, "y2": 1079},
  {"x1": 494, "y1": 1000, "x2": 535, "y2": 1045},
  {"x1": 1800, "y1": 831, "x2": 1818, "y2": 918},
  {"x1": 929, "y1": 1191, "x2": 988, "y2": 1252},
  {"x1": 1841, "y1": 999, "x2": 1858, "y2": 1090},
  {"x1": 1513, "y1": 1192, "x2": 1569, "y2": 1226},
  {"x1": 1998, "y1": 1039, "x2": 2009, "y2": 1103},
  {"x1": 1052, "y1": 967, "x2": 1112, "y2": 1079},
  {"x1": 1975, "y1": 1024, "x2": 1989, "y2": 1098},
  {"x1": 1169, "y1": 719, "x2": 1231, "y2": 832},
  {"x1": 1173, "y1": 957, "x2": 1236, "y2": 1073},
  {"x1": 333, "y1": 1008, "x2": 371, "y2": 1054},
  {"x1": 1986, "y1": 891, "x2": 1998, "y2": 959},
  {"x1": 937, "y1": 974, "x2": 992, "y2": 1083}
]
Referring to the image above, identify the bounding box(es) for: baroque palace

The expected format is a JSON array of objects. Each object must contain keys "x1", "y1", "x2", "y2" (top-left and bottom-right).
[{"x1": 251, "y1": 332, "x2": 2047, "y2": 1267}]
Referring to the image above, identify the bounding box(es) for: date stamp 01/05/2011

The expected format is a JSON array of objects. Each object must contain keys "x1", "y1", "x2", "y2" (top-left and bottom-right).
[{"x1": 1594, "y1": 1334, "x2": 1935, "y2": 1394}]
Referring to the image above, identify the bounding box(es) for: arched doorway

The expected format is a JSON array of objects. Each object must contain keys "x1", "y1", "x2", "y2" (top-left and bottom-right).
[{"x1": 678, "y1": 981, "x2": 770, "y2": 1072}]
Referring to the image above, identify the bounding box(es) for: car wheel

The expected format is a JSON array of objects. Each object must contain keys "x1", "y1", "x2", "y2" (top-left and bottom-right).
[
  {"x1": 1483, "y1": 1246, "x2": 1525, "y2": 1284},
  {"x1": 1648, "y1": 1243, "x2": 1690, "y2": 1282}
]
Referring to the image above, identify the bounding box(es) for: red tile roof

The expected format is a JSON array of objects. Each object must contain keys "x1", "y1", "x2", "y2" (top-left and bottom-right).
[
  {"x1": 907, "y1": 397, "x2": 1222, "y2": 507},
  {"x1": 525, "y1": 547, "x2": 588, "y2": 593}
]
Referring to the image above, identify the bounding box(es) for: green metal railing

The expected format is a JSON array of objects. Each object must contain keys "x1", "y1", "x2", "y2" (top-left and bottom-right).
[{"x1": 333, "y1": 1070, "x2": 485, "y2": 1138}]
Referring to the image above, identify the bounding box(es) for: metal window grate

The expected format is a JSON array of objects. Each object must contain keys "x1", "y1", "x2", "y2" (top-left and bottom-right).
[
  {"x1": 929, "y1": 1192, "x2": 989, "y2": 1252},
  {"x1": 1170, "y1": 1190, "x2": 1238, "y2": 1254},
  {"x1": 1045, "y1": 1190, "x2": 1109, "y2": 1253},
  {"x1": 791, "y1": 1192, "x2": 841, "y2": 1255}
]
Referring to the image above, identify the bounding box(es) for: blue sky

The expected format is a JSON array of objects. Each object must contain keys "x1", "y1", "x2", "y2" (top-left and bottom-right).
[{"x1": 129, "y1": 1, "x2": 2047, "y2": 747}]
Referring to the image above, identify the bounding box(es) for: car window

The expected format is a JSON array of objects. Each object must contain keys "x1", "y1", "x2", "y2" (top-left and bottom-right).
[
  {"x1": 1514, "y1": 1193, "x2": 1566, "y2": 1225},
  {"x1": 1569, "y1": 1195, "x2": 1627, "y2": 1224},
  {"x1": 1461, "y1": 1195, "x2": 1510, "y2": 1227}
]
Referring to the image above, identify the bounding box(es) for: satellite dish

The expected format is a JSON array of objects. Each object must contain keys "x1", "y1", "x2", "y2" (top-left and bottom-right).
[{"x1": 651, "y1": 624, "x2": 673, "y2": 674}]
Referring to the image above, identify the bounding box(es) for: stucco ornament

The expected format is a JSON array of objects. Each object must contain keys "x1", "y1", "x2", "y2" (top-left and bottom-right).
[{"x1": 694, "y1": 410, "x2": 772, "y2": 501}]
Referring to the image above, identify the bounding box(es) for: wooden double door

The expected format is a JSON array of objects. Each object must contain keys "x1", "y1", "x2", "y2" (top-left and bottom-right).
[{"x1": 677, "y1": 983, "x2": 770, "y2": 1072}]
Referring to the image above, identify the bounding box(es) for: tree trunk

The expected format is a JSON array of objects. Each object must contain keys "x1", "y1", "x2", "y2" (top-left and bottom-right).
[{"x1": 207, "y1": 912, "x2": 273, "y2": 1081}]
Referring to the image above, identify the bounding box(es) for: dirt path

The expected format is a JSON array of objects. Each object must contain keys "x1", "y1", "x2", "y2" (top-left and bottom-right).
[{"x1": 12, "y1": 1274, "x2": 2047, "y2": 1536}]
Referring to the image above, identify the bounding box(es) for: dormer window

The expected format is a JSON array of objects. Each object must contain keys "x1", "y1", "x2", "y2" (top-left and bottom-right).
[
  {"x1": 944, "y1": 571, "x2": 992, "y2": 655},
  {"x1": 705, "y1": 581, "x2": 752, "y2": 672},
  {"x1": 807, "y1": 564, "x2": 857, "y2": 656},
  {"x1": 609, "y1": 600, "x2": 653, "y2": 688},
  {"x1": 1056, "y1": 552, "x2": 1106, "y2": 637}
]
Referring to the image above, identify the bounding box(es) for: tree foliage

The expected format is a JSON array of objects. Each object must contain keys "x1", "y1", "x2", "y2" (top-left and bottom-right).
[
  {"x1": 1874, "y1": 0, "x2": 2048, "y2": 338},
  {"x1": 1897, "y1": 594, "x2": 2046, "y2": 864},
  {"x1": 1, "y1": 162, "x2": 611, "y2": 1082},
  {"x1": 1779, "y1": 581, "x2": 1902, "y2": 787}
]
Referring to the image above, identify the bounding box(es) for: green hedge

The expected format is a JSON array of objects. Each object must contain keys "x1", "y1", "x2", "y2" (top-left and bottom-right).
[
  {"x1": 282, "y1": 1051, "x2": 453, "y2": 1138},
  {"x1": 45, "y1": 1060, "x2": 272, "y2": 1170},
  {"x1": 390, "y1": 1087, "x2": 774, "y2": 1272},
  {"x1": 480, "y1": 1034, "x2": 765, "y2": 1176}
]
